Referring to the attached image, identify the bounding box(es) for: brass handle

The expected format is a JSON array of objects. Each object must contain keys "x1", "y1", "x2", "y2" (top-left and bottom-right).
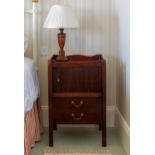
[
  {"x1": 80, "y1": 100, "x2": 84, "y2": 104},
  {"x1": 71, "y1": 113, "x2": 84, "y2": 120},
  {"x1": 71, "y1": 100, "x2": 83, "y2": 108},
  {"x1": 56, "y1": 78, "x2": 60, "y2": 83}
]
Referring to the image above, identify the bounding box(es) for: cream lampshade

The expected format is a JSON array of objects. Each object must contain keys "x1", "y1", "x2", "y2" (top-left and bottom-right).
[{"x1": 43, "y1": 5, "x2": 80, "y2": 61}]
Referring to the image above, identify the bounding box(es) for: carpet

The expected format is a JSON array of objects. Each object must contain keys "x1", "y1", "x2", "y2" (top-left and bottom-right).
[{"x1": 44, "y1": 148, "x2": 112, "y2": 155}]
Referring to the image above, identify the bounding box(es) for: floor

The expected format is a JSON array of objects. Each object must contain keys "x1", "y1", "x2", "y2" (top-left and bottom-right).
[{"x1": 31, "y1": 125, "x2": 127, "y2": 155}]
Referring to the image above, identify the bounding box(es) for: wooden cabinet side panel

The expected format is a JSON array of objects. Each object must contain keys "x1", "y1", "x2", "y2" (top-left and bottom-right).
[
  {"x1": 101, "y1": 60, "x2": 106, "y2": 146},
  {"x1": 48, "y1": 61, "x2": 53, "y2": 146}
]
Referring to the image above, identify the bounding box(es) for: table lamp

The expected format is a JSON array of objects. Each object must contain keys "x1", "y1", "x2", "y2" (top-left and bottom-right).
[{"x1": 43, "y1": 5, "x2": 80, "y2": 61}]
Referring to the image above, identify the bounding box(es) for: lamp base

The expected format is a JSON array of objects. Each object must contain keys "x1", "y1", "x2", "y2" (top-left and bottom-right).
[
  {"x1": 56, "y1": 55, "x2": 68, "y2": 61},
  {"x1": 56, "y1": 29, "x2": 68, "y2": 61}
]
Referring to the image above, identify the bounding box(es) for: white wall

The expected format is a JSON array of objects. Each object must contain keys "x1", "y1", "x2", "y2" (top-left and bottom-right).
[
  {"x1": 38, "y1": 0, "x2": 118, "y2": 109},
  {"x1": 24, "y1": 0, "x2": 130, "y2": 152},
  {"x1": 111, "y1": 0, "x2": 130, "y2": 154},
  {"x1": 24, "y1": 0, "x2": 129, "y2": 129},
  {"x1": 111, "y1": 0, "x2": 130, "y2": 126},
  {"x1": 39, "y1": 0, "x2": 117, "y2": 127}
]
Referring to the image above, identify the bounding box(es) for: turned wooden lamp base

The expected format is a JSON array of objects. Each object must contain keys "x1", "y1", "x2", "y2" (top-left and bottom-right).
[
  {"x1": 56, "y1": 28, "x2": 68, "y2": 61},
  {"x1": 56, "y1": 51, "x2": 68, "y2": 61}
]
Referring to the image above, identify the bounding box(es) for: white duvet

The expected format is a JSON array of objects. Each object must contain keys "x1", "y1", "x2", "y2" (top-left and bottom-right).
[{"x1": 24, "y1": 57, "x2": 40, "y2": 112}]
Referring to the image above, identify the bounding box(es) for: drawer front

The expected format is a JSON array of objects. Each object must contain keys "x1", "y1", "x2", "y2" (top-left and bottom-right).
[{"x1": 53, "y1": 98, "x2": 102, "y2": 124}]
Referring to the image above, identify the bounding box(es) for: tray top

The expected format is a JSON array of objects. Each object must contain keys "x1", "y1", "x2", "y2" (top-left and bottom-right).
[{"x1": 51, "y1": 54, "x2": 104, "y2": 62}]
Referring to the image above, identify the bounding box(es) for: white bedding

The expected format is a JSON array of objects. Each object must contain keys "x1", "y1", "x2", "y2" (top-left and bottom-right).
[{"x1": 24, "y1": 57, "x2": 40, "y2": 112}]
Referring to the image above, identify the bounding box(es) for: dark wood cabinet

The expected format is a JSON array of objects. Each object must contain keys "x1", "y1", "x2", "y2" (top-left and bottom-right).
[{"x1": 48, "y1": 54, "x2": 106, "y2": 146}]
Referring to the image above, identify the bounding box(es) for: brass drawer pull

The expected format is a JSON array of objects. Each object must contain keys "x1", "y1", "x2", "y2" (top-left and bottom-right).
[
  {"x1": 71, "y1": 113, "x2": 84, "y2": 120},
  {"x1": 71, "y1": 100, "x2": 83, "y2": 108},
  {"x1": 80, "y1": 100, "x2": 84, "y2": 104}
]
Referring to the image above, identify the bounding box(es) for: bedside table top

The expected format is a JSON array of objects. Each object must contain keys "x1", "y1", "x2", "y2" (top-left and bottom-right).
[{"x1": 51, "y1": 54, "x2": 105, "y2": 61}]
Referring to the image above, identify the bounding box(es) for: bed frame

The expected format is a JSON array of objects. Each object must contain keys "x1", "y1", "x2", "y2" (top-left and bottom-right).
[
  {"x1": 24, "y1": 0, "x2": 39, "y2": 64},
  {"x1": 24, "y1": 1, "x2": 41, "y2": 155}
]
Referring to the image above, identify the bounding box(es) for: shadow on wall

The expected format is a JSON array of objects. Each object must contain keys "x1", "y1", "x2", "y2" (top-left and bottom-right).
[
  {"x1": 111, "y1": 9, "x2": 130, "y2": 126},
  {"x1": 105, "y1": 56, "x2": 118, "y2": 107},
  {"x1": 112, "y1": 13, "x2": 130, "y2": 155}
]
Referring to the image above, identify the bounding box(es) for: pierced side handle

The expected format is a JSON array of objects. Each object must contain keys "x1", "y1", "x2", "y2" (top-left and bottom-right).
[
  {"x1": 71, "y1": 113, "x2": 84, "y2": 120},
  {"x1": 71, "y1": 100, "x2": 84, "y2": 108}
]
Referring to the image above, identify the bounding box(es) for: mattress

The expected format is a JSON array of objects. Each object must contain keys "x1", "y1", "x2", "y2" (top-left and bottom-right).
[{"x1": 24, "y1": 57, "x2": 40, "y2": 112}]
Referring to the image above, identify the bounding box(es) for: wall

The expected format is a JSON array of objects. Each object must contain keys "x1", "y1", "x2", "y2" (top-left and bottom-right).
[
  {"x1": 24, "y1": 0, "x2": 127, "y2": 128},
  {"x1": 114, "y1": 0, "x2": 130, "y2": 126},
  {"x1": 111, "y1": 0, "x2": 130, "y2": 154},
  {"x1": 37, "y1": 0, "x2": 117, "y2": 127},
  {"x1": 24, "y1": 0, "x2": 130, "y2": 152}
]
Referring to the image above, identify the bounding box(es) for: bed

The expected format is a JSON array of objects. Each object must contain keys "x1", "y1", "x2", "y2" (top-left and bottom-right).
[
  {"x1": 24, "y1": 1, "x2": 42, "y2": 154},
  {"x1": 24, "y1": 56, "x2": 42, "y2": 155}
]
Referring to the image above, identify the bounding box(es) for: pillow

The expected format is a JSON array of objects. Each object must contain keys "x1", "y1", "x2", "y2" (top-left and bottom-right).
[{"x1": 24, "y1": 36, "x2": 29, "y2": 53}]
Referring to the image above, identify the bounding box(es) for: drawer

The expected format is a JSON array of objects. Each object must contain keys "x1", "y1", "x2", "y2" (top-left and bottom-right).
[
  {"x1": 53, "y1": 98, "x2": 102, "y2": 124},
  {"x1": 53, "y1": 98, "x2": 101, "y2": 111}
]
